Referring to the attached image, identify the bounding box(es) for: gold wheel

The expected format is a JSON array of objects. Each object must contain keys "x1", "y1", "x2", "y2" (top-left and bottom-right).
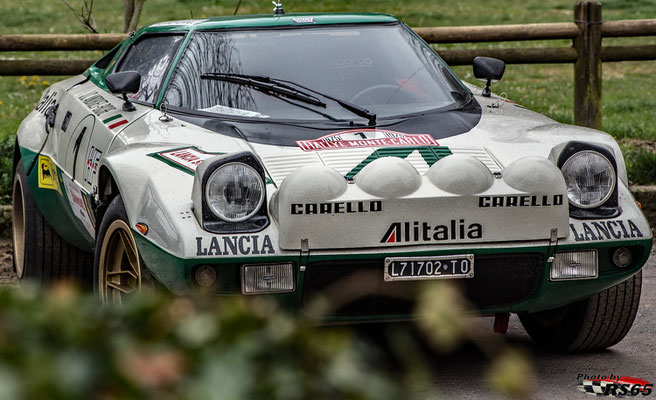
[
  {"x1": 12, "y1": 172, "x2": 26, "y2": 279},
  {"x1": 98, "y1": 219, "x2": 141, "y2": 304}
]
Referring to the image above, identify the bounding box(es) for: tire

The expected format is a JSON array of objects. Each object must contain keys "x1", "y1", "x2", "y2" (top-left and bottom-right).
[
  {"x1": 12, "y1": 159, "x2": 93, "y2": 286},
  {"x1": 93, "y1": 195, "x2": 143, "y2": 304},
  {"x1": 519, "y1": 271, "x2": 642, "y2": 352}
]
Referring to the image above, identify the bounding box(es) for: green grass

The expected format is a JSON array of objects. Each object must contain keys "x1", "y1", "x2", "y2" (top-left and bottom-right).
[
  {"x1": 1, "y1": 0, "x2": 655, "y2": 192},
  {"x1": 619, "y1": 140, "x2": 656, "y2": 185}
]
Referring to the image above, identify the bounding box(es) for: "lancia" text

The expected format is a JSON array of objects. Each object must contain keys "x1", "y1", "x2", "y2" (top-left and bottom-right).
[
  {"x1": 569, "y1": 219, "x2": 643, "y2": 242},
  {"x1": 196, "y1": 235, "x2": 275, "y2": 256}
]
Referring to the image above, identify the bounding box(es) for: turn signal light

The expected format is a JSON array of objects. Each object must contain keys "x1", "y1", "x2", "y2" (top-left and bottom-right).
[
  {"x1": 135, "y1": 223, "x2": 148, "y2": 235},
  {"x1": 241, "y1": 263, "x2": 294, "y2": 294},
  {"x1": 550, "y1": 250, "x2": 598, "y2": 281}
]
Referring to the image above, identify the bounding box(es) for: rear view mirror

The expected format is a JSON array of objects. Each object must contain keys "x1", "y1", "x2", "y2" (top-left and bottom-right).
[
  {"x1": 473, "y1": 57, "x2": 505, "y2": 97},
  {"x1": 106, "y1": 71, "x2": 141, "y2": 111}
]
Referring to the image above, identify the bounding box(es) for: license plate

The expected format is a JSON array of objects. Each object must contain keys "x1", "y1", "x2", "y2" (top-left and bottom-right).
[{"x1": 383, "y1": 255, "x2": 475, "y2": 281}]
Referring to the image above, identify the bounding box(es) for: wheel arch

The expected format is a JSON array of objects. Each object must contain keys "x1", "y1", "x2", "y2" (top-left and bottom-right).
[
  {"x1": 13, "y1": 138, "x2": 21, "y2": 176},
  {"x1": 96, "y1": 165, "x2": 120, "y2": 231}
]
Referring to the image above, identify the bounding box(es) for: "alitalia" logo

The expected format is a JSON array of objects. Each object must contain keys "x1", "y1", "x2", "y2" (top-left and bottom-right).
[{"x1": 381, "y1": 220, "x2": 483, "y2": 243}]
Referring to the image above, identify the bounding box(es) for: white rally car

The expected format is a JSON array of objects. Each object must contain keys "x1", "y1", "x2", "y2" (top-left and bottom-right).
[{"x1": 12, "y1": 12, "x2": 651, "y2": 351}]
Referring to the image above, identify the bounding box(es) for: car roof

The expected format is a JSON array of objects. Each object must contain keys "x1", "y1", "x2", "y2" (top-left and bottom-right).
[{"x1": 141, "y1": 13, "x2": 399, "y2": 33}]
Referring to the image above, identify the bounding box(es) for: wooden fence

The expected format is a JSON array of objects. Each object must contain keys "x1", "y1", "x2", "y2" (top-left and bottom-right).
[{"x1": 0, "y1": 1, "x2": 655, "y2": 129}]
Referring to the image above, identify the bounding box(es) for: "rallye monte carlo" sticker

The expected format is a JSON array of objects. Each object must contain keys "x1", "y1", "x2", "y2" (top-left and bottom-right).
[{"x1": 296, "y1": 129, "x2": 439, "y2": 151}]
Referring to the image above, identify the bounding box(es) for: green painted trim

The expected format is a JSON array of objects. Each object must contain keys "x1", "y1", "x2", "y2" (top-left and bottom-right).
[
  {"x1": 18, "y1": 146, "x2": 95, "y2": 252},
  {"x1": 87, "y1": 41, "x2": 130, "y2": 90},
  {"x1": 345, "y1": 146, "x2": 452, "y2": 179},
  {"x1": 135, "y1": 232, "x2": 302, "y2": 306},
  {"x1": 146, "y1": 146, "x2": 274, "y2": 185},
  {"x1": 155, "y1": 31, "x2": 193, "y2": 107},
  {"x1": 102, "y1": 114, "x2": 123, "y2": 124},
  {"x1": 139, "y1": 13, "x2": 398, "y2": 33},
  {"x1": 401, "y1": 22, "x2": 471, "y2": 96},
  {"x1": 86, "y1": 66, "x2": 108, "y2": 91},
  {"x1": 147, "y1": 154, "x2": 193, "y2": 176},
  {"x1": 134, "y1": 227, "x2": 652, "y2": 321},
  {"x1": 557, "y1": 237, "x2": 652, "y2": 250}
]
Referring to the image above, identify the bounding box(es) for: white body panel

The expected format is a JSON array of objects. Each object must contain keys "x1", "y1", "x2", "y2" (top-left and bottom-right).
[{"x1": 17, "y1": 77, "x2": 651, "y2": 259}]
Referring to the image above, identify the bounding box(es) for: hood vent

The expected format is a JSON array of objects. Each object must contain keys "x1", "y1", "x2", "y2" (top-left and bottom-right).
[{"x1": 260, "y1": 146, "x2": 502, "y2": 186}]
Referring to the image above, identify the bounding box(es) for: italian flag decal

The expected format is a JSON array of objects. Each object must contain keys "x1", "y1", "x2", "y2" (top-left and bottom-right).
[{"x1": 102, "y1": 114, "x2": 128, "y2": 130}]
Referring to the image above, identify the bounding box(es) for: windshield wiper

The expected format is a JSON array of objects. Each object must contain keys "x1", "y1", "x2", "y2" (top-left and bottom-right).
[
  {"x1": 201, "y1": 72, "x2": 327, "y2": 108},
  {"x1": 268, "y1": 76, "x2": 377, "y2": 126},
  {"x1": 202, "y1": 73, "x2": 377, "y2": 126}
]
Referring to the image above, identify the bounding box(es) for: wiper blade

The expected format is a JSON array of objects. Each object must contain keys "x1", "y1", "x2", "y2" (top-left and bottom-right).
[
  {"x1": 268, "y1": 76, "x2": 377, "y2": 126},
  {"x1": 201, "y1": 72, "x2": 327, "y2": 108},
  {"x1": 203, "y1": 73, "x2": 377, "y2": 126}
]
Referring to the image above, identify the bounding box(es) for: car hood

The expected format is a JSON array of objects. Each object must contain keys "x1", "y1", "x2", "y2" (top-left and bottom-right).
[
  {"x1": 165, "y1": 89, "x2": 626, "y2": 187},
  {"x1": 113, "y1": 90, "x2": 628, "y2": 251}
]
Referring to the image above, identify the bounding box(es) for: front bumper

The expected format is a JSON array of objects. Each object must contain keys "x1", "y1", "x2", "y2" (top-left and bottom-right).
[{"x1": 135, "y1": 233, "x2": 652, "y2": 322}]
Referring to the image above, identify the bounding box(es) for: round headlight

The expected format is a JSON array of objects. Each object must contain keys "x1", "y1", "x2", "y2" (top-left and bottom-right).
[
  {"x1": 561, "y1": 151, "x2": 616, "y2": 209},
  {"x1": 205, "y1": 163, "x2": 265, "y2": 222}
]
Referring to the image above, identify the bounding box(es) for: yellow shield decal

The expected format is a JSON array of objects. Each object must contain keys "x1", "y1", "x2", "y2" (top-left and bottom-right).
[{"x1": 37, "y1": 155, "x2": 62, "y2": 195}]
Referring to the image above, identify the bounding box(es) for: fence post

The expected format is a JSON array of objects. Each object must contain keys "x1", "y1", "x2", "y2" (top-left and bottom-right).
[{"x1": 573, "y1": 1, "x2": 602, "y2": 129}]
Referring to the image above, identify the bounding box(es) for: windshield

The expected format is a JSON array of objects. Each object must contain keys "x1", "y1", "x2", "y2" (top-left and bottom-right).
[{"x1": 163, "y1": 23, "x2": 468, "y2": 121}]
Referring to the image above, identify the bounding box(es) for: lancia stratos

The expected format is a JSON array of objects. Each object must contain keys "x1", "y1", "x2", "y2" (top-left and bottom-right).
[{"x1": 12, "y1": 11, "x2": 652, "y2": 351}]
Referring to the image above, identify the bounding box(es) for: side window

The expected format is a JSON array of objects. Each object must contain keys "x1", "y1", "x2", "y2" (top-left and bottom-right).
[
  {"x1": 163, "y1": 32, "x2": 247, "y2": 111},
  {"x1": 116, "y1": 34, "x2": 184, "y2": 104},
  {"x1": 95, "y1": 46, "x2": 120, "y2": 70}
]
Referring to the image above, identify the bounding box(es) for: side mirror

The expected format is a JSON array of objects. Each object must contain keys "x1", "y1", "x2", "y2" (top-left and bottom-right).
[
  {"x1": 472, "y1": 57, "x2": 505, "y2": 97},
  {"x1": 106, "y1": 71, "x2": 141, "y2": 112}
]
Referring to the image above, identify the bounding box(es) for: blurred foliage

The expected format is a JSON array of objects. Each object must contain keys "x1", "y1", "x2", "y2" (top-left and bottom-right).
[
  {"x1": 416, "y1": 281, "x2": 469, "y2": 353},
  {"x1": 0, "y1": 280, "x2": 537, "y2": 399},
  {"x1": 486, "y1": 347, "x2": 536, "y2": 398},
  {"x1": 0, "y1": 284, "x2": 401, "y2": 400}
]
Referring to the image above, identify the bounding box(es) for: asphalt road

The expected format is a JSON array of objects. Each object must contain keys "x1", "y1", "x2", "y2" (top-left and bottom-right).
[
  {"x1": 0, "y1": 238, "x2": 653, "y2": 398},
  {"x1": 418, "y1": 248, "x2": 656, "y2": 399}
]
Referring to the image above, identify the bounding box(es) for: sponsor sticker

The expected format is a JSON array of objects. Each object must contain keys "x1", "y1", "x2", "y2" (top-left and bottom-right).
[
  {"x1": 149, "y1": 147, "x2": 275, "y2": 184},
  {"x1": 151, "y1": 19, "x2": 207, "y2": 27},
  {"x1": 569, "y1": 219, "x2": 643, "y2": 242},
  {"x1": 292, "y1": 17, "x2": 315, "y2": 24},
  {"x1": 296, "y1": 129, "x2": 439, "y2": 151},
  {"x1": 102, "y1": 113, "x2": 129, "y2": 130},
  {"x1": 83, "y1": 145, "x2": 102, "y2": 186},
  {"x1": 61, "y1": 174, "x2": 95, "y2": 236},
  {"x1": 479, "y1": 194, "x2": 564, "y2": 208},
  {"x1": 196, "y1": 235, "x2": 275, "y2": 256},
  {"x1": 149, "y1": 146, "x2": 225, "y2": 174},
  {"x1": 35, "y1": 90, "x2": 58, "y2": 115},
  {"x1": 576, "y1": 373, "x2": 653, "y2": 396},
  {"x1": 37, "y1": 155, "x2": 62, "y2": 195},
  {"x1": 381, "y1": 220, "x2": 483, "y2": 244},
  {"x1": 291, "y1": 200, "x2": 382, "y2": 215},
  {"x1": 78, "y1": 91, "x2": 117, "y2": 116}
]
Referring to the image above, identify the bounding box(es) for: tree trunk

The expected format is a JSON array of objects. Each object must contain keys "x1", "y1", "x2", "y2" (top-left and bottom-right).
[
  {"x1": 124, "y1": 0, "x2": 134, "y2": 33},
  {"x1": 127, "y1": 0, "x2": 146, "y2": 32},
  {"x1": 573, "y1": 1, "x2": 603, "y2": 129}
]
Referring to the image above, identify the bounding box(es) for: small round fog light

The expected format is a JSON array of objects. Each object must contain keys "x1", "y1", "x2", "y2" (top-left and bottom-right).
[
  {"x1": 195, "y1": 265, "x2": 217, "y2": 287},
  {"x1": 612, "y1": 247, "x2": 632, "y2": 268}
]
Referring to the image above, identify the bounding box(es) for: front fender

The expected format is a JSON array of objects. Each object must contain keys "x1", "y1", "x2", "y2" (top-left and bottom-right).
[{"x1": 100, "y1": 145, "x2": 196, "y2": 257}]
